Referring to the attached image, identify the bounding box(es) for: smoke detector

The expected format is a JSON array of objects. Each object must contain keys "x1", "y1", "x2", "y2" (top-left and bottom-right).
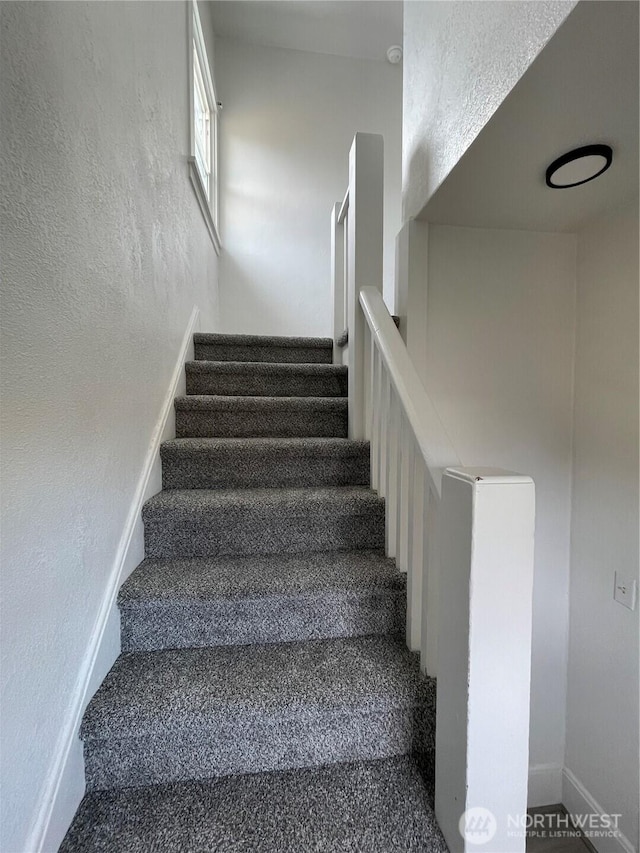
[{"x1": 386, "y1": 45, "x2": 403, "y2": 65}]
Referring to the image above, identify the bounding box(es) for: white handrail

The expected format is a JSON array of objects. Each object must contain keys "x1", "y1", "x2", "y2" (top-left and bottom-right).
[
  {"x1": 359, "y1": 287, "x2": 461, "y2": 497},
  {"x1": 337, "y1": 187, "x2": 349, "y2": 224}
]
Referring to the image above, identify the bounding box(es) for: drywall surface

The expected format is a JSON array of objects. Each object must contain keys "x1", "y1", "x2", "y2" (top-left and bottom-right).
[
  {"x1": 208, "y1": 0, "x2": 403, "y2": 62},
  {"x1": 419, "y1": 1, "x2": 639, "y2": 235},
  {"x1": 402, "y1": 0, "x2": 576, "y2": 220},
  {"x1": 423, "y1": 225, "x2": 576, "y2": 797},
  {"x1": 0, "y1": 3, "x2": 219, "y2": 851},
  {"x1": 565, "y1": 200, "x2": 639, "y2": 850},
  {"x1": 214, "y1": 38, "x2": 402, "y2": 336}
]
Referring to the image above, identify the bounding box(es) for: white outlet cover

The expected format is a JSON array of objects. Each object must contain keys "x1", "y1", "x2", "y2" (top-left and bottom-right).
[{"x1": 614, "y1": 572, "x2": 637, "y2": 611}]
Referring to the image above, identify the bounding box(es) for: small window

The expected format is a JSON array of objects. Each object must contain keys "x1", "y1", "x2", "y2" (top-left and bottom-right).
[{"x1": 189, "y1": 1, "x2": 220, "y2": 251}]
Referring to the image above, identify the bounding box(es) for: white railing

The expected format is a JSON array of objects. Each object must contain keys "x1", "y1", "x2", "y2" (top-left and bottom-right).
[{"x1": 331, "y1": 133, "x2": 536, "y2": 853}]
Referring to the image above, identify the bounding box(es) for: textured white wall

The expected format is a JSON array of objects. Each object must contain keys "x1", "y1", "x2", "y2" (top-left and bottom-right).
[
  {"x1": 566, "y1": 199, "x2": 639, "y2": 850},
  {"x1": 424, "y1": 225, "x2": 577, "y2": 799},
  {"x1": 399, "y1": 0, "x2": 637, "y2": 825},
  {"x1": 214, "y1": 38, "x2": 402, "y2": 336},
  {"x1": 0, "y1": 3, "x2": 219, "y2": 851},
  {"x1": 402, "y1": 0, "x2": 576, "y2": 219}
]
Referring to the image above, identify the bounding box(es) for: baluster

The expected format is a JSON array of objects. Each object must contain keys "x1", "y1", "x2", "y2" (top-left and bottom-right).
[
  {"x1": 407, "y1": 449, "x2": 427, "y2": 653},
  {"x1": 343, "y1": 211, "x2": 349, "y2": 364},
  {"x1": 363, "y1": 324, "x2": 372, "y2": 441},
  {"x1": 395, "y1": 416, "x2": 412, "y2": 574},
  {"x1": 385, "y1": 388, "x2": 400, "y2": 559},
  {"x1": 378, "y1": 370, "x2": 389, "y2": 498},
  {"x1": 370, "y1": 341, "x2": 380, "y2": 491},
  {"x1": 422, "y1": 488, "x2": 440, "y2": 677}
]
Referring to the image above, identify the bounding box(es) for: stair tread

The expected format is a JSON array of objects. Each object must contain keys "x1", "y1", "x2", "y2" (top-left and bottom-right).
[
  {"x1": 161, "y1": 438, "x2": 369, "y2": 490},
  {"x1": 161, "y1": 436, "x2": 367, "y2": 454},
  {"x1": 119, "y1": 551, "x2": 403, "y2": 605},
  {"x1": 143, "y1": 485, "x2": 383, "y2": 517},
  {"x1": 186, "y1": 360, "x2": 346, "y2": 375},
  {"x1": 60, "y1": 756, "x2": 447, "y2": 853},
  {"x1": 194, "y1": 333, "x2": 333, "y2": 349},
  {"x1": 174, "y1": 394, "x2": 347, "y2": 410},
  {"x1": 81, "y1": 635, "x2": 423, "y2": 741},
  {"x1": 186, "y1": 361, "x2": 347, "y2": 397}
]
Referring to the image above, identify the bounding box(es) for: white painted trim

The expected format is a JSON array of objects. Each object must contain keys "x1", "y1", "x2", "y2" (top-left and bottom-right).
[
  {"x1": 528, "y1": 763, "x2": 564, "y2": 808},
  {"x1": 189, "y1": 158, "x2": 221, "y2": 254},
  {"x1": 563, "y1": 767, "x2": 637, "y2": 853},
  {"x1": 337, "y1": 187, "x2": 349, "y2": 224},
  {"x1": 346, "y1": 133, "x2": 384, "y2": 439},
  {"x1": 445, "y1": 466, "x2": 532, "y2": 486},
  {"x1": 359, "y1": 286, "x2": 461, "y2": 497},
  {"x1": 28, "y1": 307, "x2": 200, "y2": 853},
  {"x1": 191, "y1": 1, "x2": 217, "y2": 109},
  {"x1": 330, "y1": 200, "x2": 345, "y2": 363},
  {"x1": 188, "y1": 1, "x2": 220, "y2": 250},
  {"x1": 436, "y1": 472, "x2": 535, "y2": 852}
]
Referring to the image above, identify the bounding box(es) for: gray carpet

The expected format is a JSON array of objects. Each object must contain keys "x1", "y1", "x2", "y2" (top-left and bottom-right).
[
  {"x1": 60, "y1": 757, "x2": 447, "y2": 853},
  {"x1": 160, "y1": 437, "x2": 369, "y2": 489},
  {"x1": 142, "y1": 486, "x2": 385, "y2": 558},
  {"x1": 60, "y1": 331, "x2": 445, "y2": 851},
  {"x1": 194, "y1": 332, "x2": 333, "y2": 364},
  {"x1": 175, "y1": 394, "x2": 348, "y2": 438},
  {"x1": 81, "y1": 635, "x2": 436, "y2": 790},
  {"x1": 118, "y1": 550, "x2": 404, "y2": 650},
  {"x1": 186, "y1": 360, "x2": 347, "y2": 397}
]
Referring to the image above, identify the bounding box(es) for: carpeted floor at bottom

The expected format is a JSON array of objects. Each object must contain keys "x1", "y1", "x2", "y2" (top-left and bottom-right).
[{"x1": 59, "y1": 756, "x2": 448, "y2": 853}]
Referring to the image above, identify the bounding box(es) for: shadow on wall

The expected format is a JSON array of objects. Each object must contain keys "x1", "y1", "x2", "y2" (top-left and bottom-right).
[
  {"x1": 219, "y1": 178, "x2": 332, "y2": 337},
  {"x1": 403, "y1": 143, "x2": 434, "y2": 223},
  {"x1": 218, "y1": 252, "x2": 285, "y2": 336}
]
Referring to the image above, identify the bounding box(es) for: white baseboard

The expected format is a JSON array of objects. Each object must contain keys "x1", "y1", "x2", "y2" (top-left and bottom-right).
[
  {"x1": 528, "y1": 763, "x2": 564, "y2": 808},
  {"x1": 28, "y1": 307, "x2": 200, "y2": 853},
  {"x1": 563, "y1": 767, "x2": 637, "y2": 853}
]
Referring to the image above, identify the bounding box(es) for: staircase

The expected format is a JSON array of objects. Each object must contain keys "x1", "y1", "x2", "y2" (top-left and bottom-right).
[{"x1": 60, "y1": 333, "x2": 447, "y2": 852}]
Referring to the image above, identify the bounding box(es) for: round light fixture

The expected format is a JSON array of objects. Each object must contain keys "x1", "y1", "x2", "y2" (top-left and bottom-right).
[
  {"x1": 386, "y1": 45, "x2": 403, "y2": 64},
  {"x1": 545, "y1": 144, "x2": 613, "y2": 189}
]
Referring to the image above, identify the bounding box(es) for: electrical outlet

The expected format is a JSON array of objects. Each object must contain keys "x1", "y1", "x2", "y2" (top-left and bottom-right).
[{"x1": 614, "y1": 573, "x2": 637, "y2": 610}]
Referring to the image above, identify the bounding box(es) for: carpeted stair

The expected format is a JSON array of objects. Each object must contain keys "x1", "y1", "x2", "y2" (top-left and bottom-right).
[
  {"x1": 62, "y1": 757, "x2": 444, "y2": 853},
  {"x1": 175, "y1": 395, "x2": 348, "y2": 438},
  {"x1": 119, "y1": 551, "x2": 405, "y2": 651},
  {"x1": 160, "y1": 436, "x2": 370, "y2": 489},
  {"x1": 60, "y1": 333, "x2": 446, "y2": 852}
]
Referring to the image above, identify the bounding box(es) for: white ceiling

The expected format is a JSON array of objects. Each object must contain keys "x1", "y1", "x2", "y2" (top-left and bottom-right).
[
  {"x1": 207, "y1": 1, "x2": 403, "y2": 62},
  {"x1": 422, "y1": 0, "x2": 639, "y2": 232}
]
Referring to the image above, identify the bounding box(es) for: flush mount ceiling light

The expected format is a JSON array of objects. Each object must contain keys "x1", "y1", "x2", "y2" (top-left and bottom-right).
[{"x1": 545, "y1": 144, "x2": 613, "y2": 189}]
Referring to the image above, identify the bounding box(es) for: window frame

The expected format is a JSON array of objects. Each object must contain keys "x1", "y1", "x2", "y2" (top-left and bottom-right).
[{"x1": 188, "y1": 0, "x2": 220, "y2": 253}]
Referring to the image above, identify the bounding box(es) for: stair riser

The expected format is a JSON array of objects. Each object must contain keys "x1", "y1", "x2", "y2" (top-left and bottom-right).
[
  {"x1": 186, "y1": 371, "x2": 347, "y2": 398},
  {"x1": 84, "y1": 707, "x2": 423, "y2": 790},
  {"x1": 195, "y1": 344, "x2": 332, "y2": 364},
  {"x1": 143, "y1": 511, "x2": 385, "y2": 558},
  {"x1": 161, "y1": 449, "x2": 369, "y2": 489},
  {"x1": 120, "y1": 591, "x2": 404, "y2": 651},
  {"x1": 176, "y1": 409, "x2": 347, "y2": 438}
]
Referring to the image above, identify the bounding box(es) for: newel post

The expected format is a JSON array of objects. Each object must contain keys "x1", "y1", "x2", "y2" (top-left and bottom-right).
[
  {"x1": 330, "y1": 201, "x2": 345, "y2": 365},
  {"x1": 435, "y1": 468, "x2": 535, "y2": 853},
  {"x1": 346, "y1": 133, "x2": 383, "y2": 439}
]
